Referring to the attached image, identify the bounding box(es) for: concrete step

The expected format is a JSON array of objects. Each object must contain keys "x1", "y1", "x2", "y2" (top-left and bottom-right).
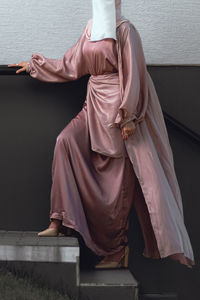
[
  {"x1": 79, "y1": 269, "x2": 139, "y2": 300},
  {"x1": 0, "y1": 231, "x2": 178, "y2": 300},
  {"x1": 0, "y1": 230, "x2": 79, "y2": 299}
]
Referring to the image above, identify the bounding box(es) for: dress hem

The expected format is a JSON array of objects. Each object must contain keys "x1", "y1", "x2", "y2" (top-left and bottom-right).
[
  {"x1": 50, "y1": 212, "x2": 128, "y2": 257},
  {"x1": 143, "y1": 249, "x2": 195, "y2": 268}
]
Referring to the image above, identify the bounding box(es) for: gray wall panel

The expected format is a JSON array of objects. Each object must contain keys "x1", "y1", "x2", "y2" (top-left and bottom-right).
[{"x1": 0, "y1": 0, "x2": 200, "y2": 65}]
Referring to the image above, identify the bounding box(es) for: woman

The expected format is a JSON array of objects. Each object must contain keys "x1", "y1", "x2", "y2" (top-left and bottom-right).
[{"x1": 8, "y1": 0, "x2": 195, "y2": 269}]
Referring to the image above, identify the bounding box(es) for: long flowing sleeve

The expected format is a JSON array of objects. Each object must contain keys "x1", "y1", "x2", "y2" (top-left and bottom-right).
[
  {"x1": 26, "y1": 25, "x2": 89, "y2": 82},
  {"x1": 114, "y1": 23, "x2": 148, "y2": 128}
]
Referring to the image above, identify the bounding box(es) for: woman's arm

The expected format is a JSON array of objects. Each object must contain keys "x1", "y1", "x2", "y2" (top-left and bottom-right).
[
  {"x1": 114, "y1": 23, "x2": 148, "y2": 128},
  {"x1": 9, "y1": 25, "x2": 89, "y2": 82},
  {"x1": 26, "y1": 25, "x2": 89, "y2": 83}
]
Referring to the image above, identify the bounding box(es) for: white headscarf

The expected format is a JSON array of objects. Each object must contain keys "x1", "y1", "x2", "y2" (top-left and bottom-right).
[{"x1": 91, "y1": 0, "x2": 118, "y2": 41}]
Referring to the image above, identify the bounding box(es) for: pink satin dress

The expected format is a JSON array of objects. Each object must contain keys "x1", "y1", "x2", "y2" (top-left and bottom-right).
[
  {"x1": 27, "y1": 19, "x2": 195, "y2": 267},
  {"x1": 27, "y1": 21, "x2": 158, "y2": 258},
  {"x1": 49, "y1": 34, "x2": 144, "y2": 256}
]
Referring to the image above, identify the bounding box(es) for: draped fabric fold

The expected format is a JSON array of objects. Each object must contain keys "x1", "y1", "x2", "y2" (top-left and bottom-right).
[
  {"x1": 27, "y1": 18, "x2": 195, "y2": 267},
  {"x1": 87, "y1": 72, "x2": 128, "y2": 157}
]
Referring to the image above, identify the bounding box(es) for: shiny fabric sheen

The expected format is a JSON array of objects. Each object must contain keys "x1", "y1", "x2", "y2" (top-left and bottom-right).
[
  {"x1": 50, "y1": 102, "x2": 135, "y2": 256},
  {"x1": 28, "y1": 18, "x2": 195, "y2": 267},
  {"x1": 87, "y1": 72, "x2": 128, "y2": 157}
]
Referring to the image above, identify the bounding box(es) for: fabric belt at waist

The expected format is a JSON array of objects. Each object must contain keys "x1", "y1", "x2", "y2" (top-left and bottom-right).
[{"x1": 89, "y1": 72, "x2": 119, "y2": 84}]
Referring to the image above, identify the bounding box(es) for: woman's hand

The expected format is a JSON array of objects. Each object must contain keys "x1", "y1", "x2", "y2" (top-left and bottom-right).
[
  {"x1": 121, "y1": 120, "x2": 136, "y2": 140},
  {"x1": 8, "y1": 61, "x2": 28, "y2": 74}
]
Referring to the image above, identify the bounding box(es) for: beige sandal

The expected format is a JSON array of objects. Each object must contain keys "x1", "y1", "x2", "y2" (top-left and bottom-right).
[
  {"x1": 38, "y1": 227, "x2": 59, "y2": 237},
  {"x1": 95, "y1": 245, "x2": 129, "y2": 269}
]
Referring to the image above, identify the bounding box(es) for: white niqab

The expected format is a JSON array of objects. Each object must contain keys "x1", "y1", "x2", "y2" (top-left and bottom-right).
[{"x1": 91, "y1": 0, "x2": 117, "y2": 41}]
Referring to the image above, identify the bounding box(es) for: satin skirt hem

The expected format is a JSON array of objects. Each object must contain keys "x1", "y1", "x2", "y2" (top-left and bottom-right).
[
  {"x1": 49, "y1": 211, "x2": 128, "y2": 257},
  {"x1": 142, "y1": 250, "x2": 195, "y2": 268}
]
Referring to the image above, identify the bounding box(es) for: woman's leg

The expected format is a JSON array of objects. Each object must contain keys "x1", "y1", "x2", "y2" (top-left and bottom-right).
[{"x1": 49, "y1": 101, "x2": 136, "y2": 257}]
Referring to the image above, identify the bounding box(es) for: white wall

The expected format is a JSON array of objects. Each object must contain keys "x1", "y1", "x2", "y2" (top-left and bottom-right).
[{"x1": 0, "y1": 0, "x2": 200, "y2": 65}]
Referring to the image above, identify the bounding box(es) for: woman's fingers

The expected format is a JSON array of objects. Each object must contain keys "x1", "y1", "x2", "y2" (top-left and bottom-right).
[
  {"x1": 8, "y1": 62, "x2": 27, "y2": 74},
  {"x1": 122, "y1": 128, "x2": 127, "y2": 140},
  {"x1": 8, "y1": 64, "x2": 18, "y2": 67},
  {"x1": 16, "y1": 66, "x2": 26, "y2": 74},
  {"x1": 121, "y1": 128, "x2": 129, "y2": 140},
  {"x1": 8, "y1": 62, "x2": 23, "y2": 67},
  {"x1": 121, "y1": 122, "x2": 136, "y2": 140}
]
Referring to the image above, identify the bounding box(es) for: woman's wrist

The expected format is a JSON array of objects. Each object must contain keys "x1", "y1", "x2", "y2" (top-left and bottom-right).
[
  {"x1": 120, "y1": 115, "x2": 137, "y2": 129},
  {"x1": 26, "y1": 62, "x2": 31, "y2": 73}
]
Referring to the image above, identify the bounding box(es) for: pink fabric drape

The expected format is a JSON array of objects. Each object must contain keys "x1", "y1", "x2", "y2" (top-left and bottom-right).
[
  {"x1": 27, "y1": 18, "x2": 195, "y2": 268},
  {"x1": 50, "y1": 101, "x2": 136, "y2": 256}
]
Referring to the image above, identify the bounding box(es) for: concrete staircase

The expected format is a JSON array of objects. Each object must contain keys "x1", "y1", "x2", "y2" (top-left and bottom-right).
[{"x1": 0, "y1": 230, "x2": 178, "y2": 300}]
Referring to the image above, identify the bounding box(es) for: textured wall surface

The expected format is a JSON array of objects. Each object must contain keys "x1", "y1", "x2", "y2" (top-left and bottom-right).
[{"x1": 0, "y1": 0, "x2": 200, "y2": 65}]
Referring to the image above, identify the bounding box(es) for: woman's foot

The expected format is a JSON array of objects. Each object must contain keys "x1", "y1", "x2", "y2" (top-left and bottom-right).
[
  {"x1": 49, "y1": 220, "x2": 74, "y2": 236},
  {"x1": 38, "y1": 219, "x2": 62, "y2": 237},
  {"x1": 95, "y1": 245, "x2": 129, "y2": 269}
]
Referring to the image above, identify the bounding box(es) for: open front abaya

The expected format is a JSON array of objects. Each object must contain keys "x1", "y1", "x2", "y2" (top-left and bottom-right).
[{"x1": 27, "y1": 18, "x2": 195, "y2": 268}]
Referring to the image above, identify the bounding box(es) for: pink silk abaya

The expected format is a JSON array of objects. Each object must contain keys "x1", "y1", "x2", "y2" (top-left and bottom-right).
[{"x1": 27, "y1": 18, "x2": 195, "y2": 268}]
